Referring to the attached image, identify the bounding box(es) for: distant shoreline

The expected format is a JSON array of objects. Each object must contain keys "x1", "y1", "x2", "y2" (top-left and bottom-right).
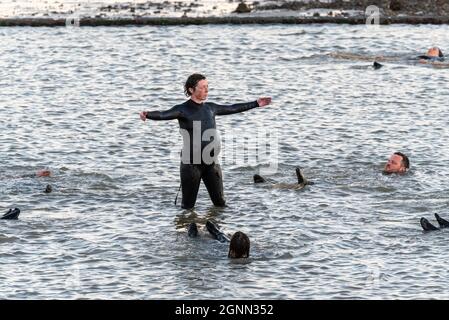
[{"x1": 1, "y1": 15, "x2": 449, "y2": 27}]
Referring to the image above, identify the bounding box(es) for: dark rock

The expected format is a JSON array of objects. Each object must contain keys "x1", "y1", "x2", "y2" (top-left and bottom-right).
[
  {"x1": 313, "y1": 12, "x2": 320, "y2": 17},
  {"x1": 235, "y1": 2, "x2": 252, "y2": 13}
]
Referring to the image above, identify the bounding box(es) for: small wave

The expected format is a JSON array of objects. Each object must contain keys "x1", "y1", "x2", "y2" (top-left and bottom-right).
[{"x1": 0, "y1": 235, "x2": 20, "y2": 244}]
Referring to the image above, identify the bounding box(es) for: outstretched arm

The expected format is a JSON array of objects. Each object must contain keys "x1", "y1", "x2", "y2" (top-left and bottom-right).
[
  {"x1": 140, "y1": 105, "x2": 181, "y2": 121},
  {"x1": 212, "y1": 97, "x2": 272, "y2": 116}
]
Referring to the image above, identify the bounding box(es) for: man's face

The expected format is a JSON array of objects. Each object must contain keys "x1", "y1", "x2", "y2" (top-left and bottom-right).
[
  {"x1": 190, "y1": 79, "x2": 209, "y2": 101},
  {"x1": 384, "y1": 154, "x2": 406, "y2": 174}
]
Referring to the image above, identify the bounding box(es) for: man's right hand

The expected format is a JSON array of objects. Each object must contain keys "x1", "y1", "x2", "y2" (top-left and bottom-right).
[{"x1": 140, "y1": 111, "x2": 148, "y2": 122}]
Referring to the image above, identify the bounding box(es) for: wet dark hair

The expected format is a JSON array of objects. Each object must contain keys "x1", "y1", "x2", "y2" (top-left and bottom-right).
[
  {"x1": 394, "y1": 152, "x2": 410, "y2": 169},
  {"x1": 184, "y1": 73, "x2": 206, "y2": 97},
  {"x1": 228, "y1": 231, "x2": 250, "y2": 259}
]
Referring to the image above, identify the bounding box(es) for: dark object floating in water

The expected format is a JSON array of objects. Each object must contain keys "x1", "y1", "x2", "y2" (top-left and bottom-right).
[
  {"x1": 188, "y1": 222, "x2": 198, "y2": 238},
  {"x1": 295, "y1": 167, "x2": 308, "y2": 184},
  {"x1": 420, "y1": 217, "x2": 439, "y2": 231},
  {"x1": 373, "y1": 61, "x2": 383, "y2": 69},
  {"x1": 234, "y1": 2, "x2": 251, "y2": 14},
  {"x1": 1, "y1": 208, "x2": 20, "y2": 220},
  {"x1": 45, "y1": 184, "x2": 52, "y2": 193},
  {"x1": 435, "y1": 213, "x2": 449, "y2": 228},
  {"x1": 389, "y1": 0, "x2": 402, "y2": 11},
  {"x1": 254, "y1": 167, "x2": 315, "y2": 188}
]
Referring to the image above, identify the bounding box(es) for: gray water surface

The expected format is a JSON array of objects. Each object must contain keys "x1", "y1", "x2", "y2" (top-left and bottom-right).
[{"x1": 1, "y1": 24, "x2": 449, "y2": 299}]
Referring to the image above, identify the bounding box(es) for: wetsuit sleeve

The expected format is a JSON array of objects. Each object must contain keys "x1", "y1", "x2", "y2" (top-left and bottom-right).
[
  {"x1": 146, "y1": 105, "x2": 181, "y2": 120},
  {"x1": 417, "y1": 55, "x2": 445, "y2": 62},
  {"x1": 211, "y1": 101, "x2": 259, "y2": 116}
]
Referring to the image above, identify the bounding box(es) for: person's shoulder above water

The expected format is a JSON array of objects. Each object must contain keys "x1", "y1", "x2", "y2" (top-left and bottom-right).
[{"x1": 383, "y1": 152, "x2": 409, "y2": 175}]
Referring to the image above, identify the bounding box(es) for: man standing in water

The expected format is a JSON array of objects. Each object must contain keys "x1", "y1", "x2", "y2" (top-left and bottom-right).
[{"x1": 140, "y1": 73, "x2": 272, "y2": 209}]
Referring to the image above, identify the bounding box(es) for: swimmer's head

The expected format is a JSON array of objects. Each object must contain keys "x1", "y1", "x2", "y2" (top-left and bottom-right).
[
  {"x1": 228, "y1": 231, "x2": 250, "y2": 259},
  {"x1": 383, "y1": 152, "x2": 409, "y2": 174},
  {"x1": 427, "y1": 47, "x2": 444, "y2": 58},
  {"x1": 36, "y1": 169, "x2": 51, "y2": 177},
  {"x1": 184, "y1": 73, "x2": 208, "y2": 102}
]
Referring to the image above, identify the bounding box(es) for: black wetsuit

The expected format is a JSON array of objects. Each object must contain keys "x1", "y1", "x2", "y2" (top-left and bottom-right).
[
  {"x1": 146, "y1": 99, "x2": 260, "y2": 209},
  {"x1": 417, "y1": 55, "x2": 445, "y2": 62}
]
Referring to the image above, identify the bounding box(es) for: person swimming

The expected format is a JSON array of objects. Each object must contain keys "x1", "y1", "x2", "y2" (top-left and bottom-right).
[
  {"x1": 1, "y1": 208, "x2": 20, "y2": 220},
  {"x1": 418, "y1": 47, "x2": 444, "y2": 63},
  {"x1": 253, "y1": 167, "x2": 314, "y2": 190},
  {"x1": 420, "y1": 213, "x2": 449, "y2": 231},
  {"x1": 331, "y1": 48, "x2": 447, "y2": 67},
  {"x1": 188, "y1": 220, "x2": 250, "y2": 258}
]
